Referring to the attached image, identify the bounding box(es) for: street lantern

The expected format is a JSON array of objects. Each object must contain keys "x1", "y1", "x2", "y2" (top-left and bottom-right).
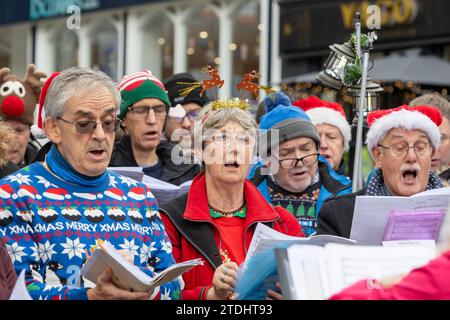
[
  {"x1": 349, "y1": 80, "x2": 384, "y2": 125},
  {"x1": 317, "y1": 41, "x2": 356, "y2": 90}
]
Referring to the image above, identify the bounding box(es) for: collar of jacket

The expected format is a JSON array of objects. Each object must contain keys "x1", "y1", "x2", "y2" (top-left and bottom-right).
[
  {"x1": 183, "y1": 172, "x2": 280, "y2": 227},
  {"x1": 317, "y1": 157, "x2": 350, "y2": 195},
  {"x1": 334, "y1": 159, "x2": 346, "y2": 176}
]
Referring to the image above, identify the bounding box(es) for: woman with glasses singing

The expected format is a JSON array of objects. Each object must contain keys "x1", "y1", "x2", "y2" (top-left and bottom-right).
[
  {"x1": 109, "y1": 71, "x2": 200, "y2": 187},
  {"x1": 159, "y1": 99, "x2": 303, "y2": 300},
  {"x1": 248, "y1": 92, "x2": 352, "y2": 237}
]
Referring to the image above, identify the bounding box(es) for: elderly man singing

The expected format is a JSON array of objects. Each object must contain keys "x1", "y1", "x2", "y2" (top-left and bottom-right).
[
  {"x1": 0, "y1": 67, "x2": 181, "y2": 300},
  {"x1": 316, "y1": 105, "x2": 444, "y2": 237}
]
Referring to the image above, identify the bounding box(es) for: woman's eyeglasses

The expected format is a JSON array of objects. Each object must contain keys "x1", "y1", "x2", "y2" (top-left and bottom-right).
[{"x1": 169, "y1": 111, "x2": 199, "y2": 124}]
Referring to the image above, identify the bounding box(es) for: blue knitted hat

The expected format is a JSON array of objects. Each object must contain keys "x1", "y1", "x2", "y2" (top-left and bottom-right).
[{"x1": 259, "y1": 92, "x2": 320, "y2": 153}]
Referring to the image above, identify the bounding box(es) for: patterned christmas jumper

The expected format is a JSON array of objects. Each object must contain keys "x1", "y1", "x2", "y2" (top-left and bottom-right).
[{"x1": 0, "y1": 161, "x2": 182, "y2": 300}]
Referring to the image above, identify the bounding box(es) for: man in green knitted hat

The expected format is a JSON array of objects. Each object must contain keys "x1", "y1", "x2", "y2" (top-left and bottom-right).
[{"x1": 110, "y1": 70, "x2": 200, "y2": 187}]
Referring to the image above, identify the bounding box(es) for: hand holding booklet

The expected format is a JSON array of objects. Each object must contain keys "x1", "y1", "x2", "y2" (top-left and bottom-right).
[{"x1": 81, "y1": 240, "x2": 203, "y2": 292}]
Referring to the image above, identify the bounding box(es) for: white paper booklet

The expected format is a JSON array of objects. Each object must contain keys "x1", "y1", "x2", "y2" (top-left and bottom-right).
[
  {"x1": 350, "y1": 187, "x2": 450, "y2": 245},
  {"x1": 81, "y1": 241, "x2": 203, "y2": 292},
  {"x1": 277, "y1": 243, "x2": 436, "y2": 300},
  {"x1": 245, "y1": 223, "x2": 356, "y2": 263},
  {"x1": 9, "y1": 269, "x2": 33, "y2": 300},
  {"x1": 108, "y1": 167, "x2": 192, "y2": 205}
]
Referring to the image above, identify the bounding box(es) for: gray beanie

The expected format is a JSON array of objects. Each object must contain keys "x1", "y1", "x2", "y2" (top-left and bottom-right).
[{"x1": 259, "y1": 92, "x2": 321, "y2": 154}]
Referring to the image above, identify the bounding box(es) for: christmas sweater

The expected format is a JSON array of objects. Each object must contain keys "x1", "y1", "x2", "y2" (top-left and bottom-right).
[{"x1": 0, "y1": 163, "x2": 182, "y2": 300}]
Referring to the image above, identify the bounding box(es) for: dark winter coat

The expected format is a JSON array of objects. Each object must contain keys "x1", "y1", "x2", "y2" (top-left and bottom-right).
[
  {"x1": 315, "y1": 190, "x2": 365, "y2": 238},
  {"x1": 109, "y1": 135, "x2": 201, "y2": 186}
]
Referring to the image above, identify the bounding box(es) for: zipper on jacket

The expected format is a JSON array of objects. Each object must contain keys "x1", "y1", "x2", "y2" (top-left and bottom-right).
[{"x1": 181, "y1": 217, "x2": 224, "y2": 269}]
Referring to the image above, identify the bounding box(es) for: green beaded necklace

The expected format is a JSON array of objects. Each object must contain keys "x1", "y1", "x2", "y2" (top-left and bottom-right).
[{"x1": 209, "y1": 203, "x2": 246, "y2": 218}]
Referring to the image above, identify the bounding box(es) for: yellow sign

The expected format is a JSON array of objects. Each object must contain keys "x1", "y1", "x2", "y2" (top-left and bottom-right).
[{"x1": 341, "y1": 0, "x2": 418, "y2": 29}]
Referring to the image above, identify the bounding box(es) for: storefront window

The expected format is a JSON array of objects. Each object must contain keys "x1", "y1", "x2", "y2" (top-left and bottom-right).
[
  {"x1": 144, "y1": 15, "x2": 174, "y2": 80},
  {"x1": 0, "y1": 29, "x2": 10, "y2": 67},
  {"x1": 54, "y1": 29, "x2": 78, "y2": 71},
  {"x1": 91, "y1": 22, "x2": 118, "y2": 80},
  {"x1": 186, "y1": 7, "x2": 219, "y2": 95},
  {"x1": 232, "y1": 2, "x2": 260, "y2": 100}
]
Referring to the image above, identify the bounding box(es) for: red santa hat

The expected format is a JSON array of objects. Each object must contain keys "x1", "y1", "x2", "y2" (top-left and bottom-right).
[
  {"x1": 366, "y1": 105, "x2": 442, "y2": 157},
  {"x1": 37, "y1": 72, "x2": 60, "y2": 129},
  {"x1": 293, "y1": 96, "x2": 352, "y2": 151}
]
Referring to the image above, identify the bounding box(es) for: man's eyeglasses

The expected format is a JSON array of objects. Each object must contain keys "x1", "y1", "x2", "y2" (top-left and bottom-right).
[
  {"x1": 278, "y1": 153, "x2": 320, "y2": 169},
  {"x1": 127, "y1": 105, "x2": 167, "y2": 118},
  {"x1": 57, "y1": 117, "x2": 120, "y2": 134},
  {"x1": 169, "y1": 111, "x2": 199, "y2": 124},
  {"x1": 378, "y1": 141, "x2": 432, "y2": 158}
]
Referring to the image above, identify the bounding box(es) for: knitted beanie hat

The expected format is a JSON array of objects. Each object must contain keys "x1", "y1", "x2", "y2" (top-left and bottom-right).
[
  {"x1": 163, "y1": 73, "x2": 209, "y2": 108},
  {"x1": 259, "y1": 92, "x2": 320, "y2": 153},
  {"x1": 117, "y1": 70, "x2": 170, "y2": 120}
]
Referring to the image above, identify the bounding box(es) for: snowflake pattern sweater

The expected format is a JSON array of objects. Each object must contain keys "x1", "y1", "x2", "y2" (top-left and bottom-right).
[{"x1": 0, "y1": 163, "x2": 182, "y2": 300}]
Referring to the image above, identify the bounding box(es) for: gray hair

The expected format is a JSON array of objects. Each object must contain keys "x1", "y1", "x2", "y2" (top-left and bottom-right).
[
  {"x1": 193, "y1": 101, "x2": 257, "y2": 150},
  {"x1": 410, "y1": 93, "x2": 450, "y2": 120},
  {"x1": 44, "y1": 67, "x2": 120, "y2": 120}
]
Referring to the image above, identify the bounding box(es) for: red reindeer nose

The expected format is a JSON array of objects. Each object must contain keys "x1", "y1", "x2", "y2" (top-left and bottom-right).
[{"x1": 1, "y1": 96, "x2": 25, "y2": 117}]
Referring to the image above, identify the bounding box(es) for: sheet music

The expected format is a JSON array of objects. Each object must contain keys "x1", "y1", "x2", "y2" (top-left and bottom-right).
[
  {"x1": 246, "y1": 223, "x2": 355, "y2": 263},
  {"x1": 245, "y1": 224, "x2": 306, "y2": 263},
  {"x1": 325, "y1": 244, "x2": 436, "y2": 297},
  {"x1": 285, "y1": 245, "x2": 330, "y2": 300},
  {"x1": 351, "y1": 187, "x2": 450, "y2": 245},
  {"x1": 279, "y1": 243, "x2": 437, "y2": 300},
  {"x1": 383, "y1": 211, "x2": 445, "y2": 241}
]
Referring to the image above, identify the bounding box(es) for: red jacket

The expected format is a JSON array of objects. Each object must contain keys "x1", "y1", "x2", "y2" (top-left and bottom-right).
[
  {"x1": 160, "y1": 173, "x2": 303, "y2": 300},
  {"x1": 330, "y1": 250, "x2": 450, "y2": 300}
]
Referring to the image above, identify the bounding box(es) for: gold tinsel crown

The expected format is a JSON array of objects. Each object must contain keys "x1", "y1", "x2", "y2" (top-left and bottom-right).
[{"x1": 211, "y1": 98, "x2": 249, "y2": 111}]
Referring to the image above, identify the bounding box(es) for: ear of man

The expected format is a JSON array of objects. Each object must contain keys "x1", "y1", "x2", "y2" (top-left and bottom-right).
[{"x1": 43, "y1": 117, "x2": 62, "y2": 144}]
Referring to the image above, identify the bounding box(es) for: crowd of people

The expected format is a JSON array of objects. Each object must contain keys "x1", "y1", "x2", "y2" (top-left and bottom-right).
[{"x1": 0, "y1": 63, "x2": 450, "y2": 300}]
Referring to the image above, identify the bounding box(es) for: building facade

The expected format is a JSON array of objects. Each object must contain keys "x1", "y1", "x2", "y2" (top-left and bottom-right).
[{"x1": 0, "y1": 0, "x2": 284, "y2": 100}]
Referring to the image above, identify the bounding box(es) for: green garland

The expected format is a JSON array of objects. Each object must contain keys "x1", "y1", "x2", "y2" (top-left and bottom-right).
[{"x1": 341, "y1": 32, "x2": 377, "y2": 86}]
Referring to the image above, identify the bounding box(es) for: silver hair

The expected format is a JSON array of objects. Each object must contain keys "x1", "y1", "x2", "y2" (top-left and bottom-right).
[
  {"x1": 410, "y1": 93, "x2": 450, "y2": 120},
  {"x1": 193, "y1": 102, "x2": 257, "y2": 150},
  {"x1": 44, "y1": 67, "x2": 120, "y2": 119}
]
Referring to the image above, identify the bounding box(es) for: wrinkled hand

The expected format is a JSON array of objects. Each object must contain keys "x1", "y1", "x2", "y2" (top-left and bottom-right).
[
  {"x1": 266, "y1": 282, "x2": 284, "y2": 300},
  {"x1": 87, "y1": 267, "x2": 151, "y2": 300},
  {"x1": 207, "y1": 262, "x2": 239, "y2": 300}
]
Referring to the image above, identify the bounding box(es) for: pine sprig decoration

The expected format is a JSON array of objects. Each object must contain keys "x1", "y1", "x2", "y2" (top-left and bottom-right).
[{"x1": 341, "y1": 63, "x2": 362, "y2": 86}]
